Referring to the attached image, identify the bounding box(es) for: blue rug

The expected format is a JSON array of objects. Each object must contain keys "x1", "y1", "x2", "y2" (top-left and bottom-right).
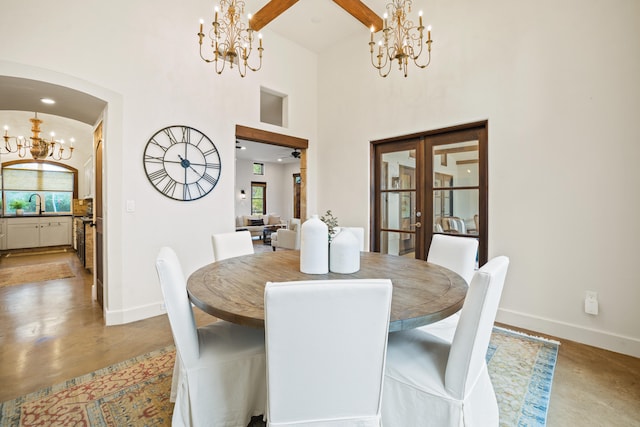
[{"x1": 487, "y1": 326, "x2": 559, "y2": 426}]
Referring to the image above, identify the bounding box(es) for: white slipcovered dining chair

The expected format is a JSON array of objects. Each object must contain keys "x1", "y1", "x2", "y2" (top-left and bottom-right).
[
  {"x1": 155, "y1": 247, "x2": 267, "y2": 427},
  {"x1": 427, "y1": 234, "x2": 478, "y2": 285},
  {"x1": 211, "y1": 230, "x2": 254, "y2": 261},
  {"x1": 382, "y1": 256, "x2": 510, "y2": 427},
  {"x1": 420, "y1": 234, "x2": 479, "y2": 341},
  {"x1": 264, "y1": 279, "x2": 393, "y2": 426},
  {"x1": 420, "y1": 234, "x2": 478, "y2": 341}
]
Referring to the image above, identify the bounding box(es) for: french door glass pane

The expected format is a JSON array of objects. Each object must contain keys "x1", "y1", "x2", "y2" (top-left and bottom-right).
[
  {"x1": 379, "y1": 231, "x2": 415, "y2": 257},
  {"x1": 381, "y1": 150, "x2": 416, "y2": 190},
  {"x1": 382, "y1": 192, "x2": 416, "y2": 231},
  {"x1": 433, "y1": 189, "x2": 479, "y2": 235},
  {"x1": 433, "y1": 140, "x2": 479, "y2": 187}
]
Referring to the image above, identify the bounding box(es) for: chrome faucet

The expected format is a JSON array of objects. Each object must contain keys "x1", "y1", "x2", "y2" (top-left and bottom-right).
[{"x1": 29, "y1": 193, "x2": 44, "y2": 215}]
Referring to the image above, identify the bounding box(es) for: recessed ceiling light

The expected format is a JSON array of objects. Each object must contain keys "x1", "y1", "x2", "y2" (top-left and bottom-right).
[
  {"x1": 277, "y1": 158, "x2": 282, "y2": 162},
  {"x1": 41, "y1": 98, "x2": 55, "y2": 104}
]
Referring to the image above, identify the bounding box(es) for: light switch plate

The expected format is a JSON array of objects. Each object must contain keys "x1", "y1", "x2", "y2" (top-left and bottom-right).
[{"x1": 126, "y1": 200, "x2": 135, "y2": 212}]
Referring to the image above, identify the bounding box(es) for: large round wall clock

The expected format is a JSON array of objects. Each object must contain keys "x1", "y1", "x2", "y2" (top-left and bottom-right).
[{"x1": 143, "y1": 125, "x2": 221, "y2": 201}]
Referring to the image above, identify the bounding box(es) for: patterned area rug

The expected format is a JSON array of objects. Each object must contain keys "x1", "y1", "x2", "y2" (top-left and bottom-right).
[
  {"x1": 0, "y1": 327, "x2": 559, "y2": 427},
  {"x1": 0, "y1": 262, "x2": 75, "y2": 288},
  {"x1": 488, "y1": 327, "x2": 559, "y2": 426}
]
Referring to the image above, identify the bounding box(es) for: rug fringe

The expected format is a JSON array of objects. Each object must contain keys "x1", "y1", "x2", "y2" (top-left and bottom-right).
[{"x1": 494, "y1": 325, "x2": 561, "y2": 345}]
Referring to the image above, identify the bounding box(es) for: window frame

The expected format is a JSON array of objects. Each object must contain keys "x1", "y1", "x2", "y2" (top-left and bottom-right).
[
  {"x1": 251, "y1": 181, "x2": 267, "y2": 215},
  {"x1": 253, "y1": 162, "x2": 265, "y2": 175},
  {"x1": 1, "y1": 159, "x2": 79, "y2": 216}
]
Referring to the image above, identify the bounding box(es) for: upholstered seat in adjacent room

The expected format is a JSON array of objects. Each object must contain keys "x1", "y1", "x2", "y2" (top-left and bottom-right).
[
  {"x1": 382, "y1": 256, "x2": 509, "y2": 427},
  {"x1": 271, "y1": 218, "x2": 301, "y2": 251},
  {"x1": 155, "y1": 247, "x2": 267, "y2": 427},
  {"x1": 264, "y1": 279, "x2": 393, "y2": 426}
]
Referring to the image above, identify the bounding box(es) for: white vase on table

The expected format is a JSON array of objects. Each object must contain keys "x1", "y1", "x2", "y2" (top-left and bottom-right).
[
  {"x1": 329, "y1": 228, "x2": 360, "y2": 274},
  {"x1": 300, "y1": 214, "x2": 328, "y2": 274}
]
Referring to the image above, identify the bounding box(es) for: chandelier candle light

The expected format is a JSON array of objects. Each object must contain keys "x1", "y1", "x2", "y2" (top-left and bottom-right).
[
  {"x1": 2, "y1": 113, "x2": 74, "y2": 160},
  {"x1": 197, "y1": 0, "x2": 263, "y2": 77},
  {"x1": 369, "y1": 0, "x2": 433, "y2": 77}
]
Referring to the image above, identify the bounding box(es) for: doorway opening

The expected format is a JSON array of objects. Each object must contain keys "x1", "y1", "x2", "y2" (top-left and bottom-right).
[{"x1": 235, "y1": 125, "x2": 309, "y2": 222}]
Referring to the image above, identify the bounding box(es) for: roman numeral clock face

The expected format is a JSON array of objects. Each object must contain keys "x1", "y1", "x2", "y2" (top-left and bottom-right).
[{"x1": 143, "y1": 126, "x2": 221, "y2": 201}]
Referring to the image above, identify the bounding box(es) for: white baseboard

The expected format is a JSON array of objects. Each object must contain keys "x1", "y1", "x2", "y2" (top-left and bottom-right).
[
  {"x1": 496, "y1": 308, "x2": 640, "y2": 358},
  {"x1": 104, "y1": 301, "x2": 165, "y2": 326}
]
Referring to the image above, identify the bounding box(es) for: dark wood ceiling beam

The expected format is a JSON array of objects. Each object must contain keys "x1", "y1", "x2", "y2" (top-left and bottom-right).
[
  {"x1": 236, "y1": 124, "x2": 308, "y2": 149},
  {"x1": 457, "y1": 159, "x2": 479, "y2": 165},
  {"x1": 434, "y1": 145, "x2": 479, "y2": 155},
  {"x1": 251, "y1": 0, "x2": 299, "y2": 32},
  {"x1": 333, "y1": 0, "x2": 383, "y2": 31}
]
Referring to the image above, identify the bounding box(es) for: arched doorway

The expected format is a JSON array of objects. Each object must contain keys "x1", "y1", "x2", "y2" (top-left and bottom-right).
[{"x1": 0, "y1": 64, "x2": 120, "y2": 321}]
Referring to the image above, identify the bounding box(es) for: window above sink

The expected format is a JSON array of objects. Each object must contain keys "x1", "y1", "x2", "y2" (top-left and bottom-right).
[{"x1": 2, "y1": 160, "x2": 76, "y2": 216}]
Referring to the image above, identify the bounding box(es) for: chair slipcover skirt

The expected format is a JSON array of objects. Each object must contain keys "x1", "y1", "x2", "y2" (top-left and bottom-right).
[
  {"x1": 171, "y1": 321, "x2": 267, "y2": 427},
  {"x1": 382, "y1": 329, "x2": 498, "y2": 427}
]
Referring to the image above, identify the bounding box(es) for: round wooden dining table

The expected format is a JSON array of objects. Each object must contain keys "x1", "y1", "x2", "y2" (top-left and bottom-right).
[{"x1": 187, "y1": 250, "x2": 467, "y2": 332}]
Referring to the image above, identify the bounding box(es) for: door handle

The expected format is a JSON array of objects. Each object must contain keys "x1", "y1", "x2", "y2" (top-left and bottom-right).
[{"x1": 410, "y1": 222, "x2": 422, "y2": 228}]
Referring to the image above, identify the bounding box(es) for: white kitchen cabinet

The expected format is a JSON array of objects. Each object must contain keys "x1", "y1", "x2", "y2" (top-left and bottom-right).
[
  {"x1": 6, "y1": 217, "x2": 72, "y2": 249},
  {"x1": 7, "y1": 218, "x2": 40, "y2": 249},
  {"x1": 40, "y1": 218, "x2": 72, "y2": 246}
]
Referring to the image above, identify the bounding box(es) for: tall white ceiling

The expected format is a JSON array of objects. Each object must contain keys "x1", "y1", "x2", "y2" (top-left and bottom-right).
[
  {"x1": 0, "y1": 1, "x2": 399, "y2": 148},
  {"x1": 243, "y1": 0, "x2": 388, "y2": 53}
]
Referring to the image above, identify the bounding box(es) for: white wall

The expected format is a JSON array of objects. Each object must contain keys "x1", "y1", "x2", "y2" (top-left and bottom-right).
[
  {"x1": 0, "y1": 0, "x2": 318, "y2": 324},
  {"x1": 317, "y1": 0, "x2": 640, "y2": 356}
]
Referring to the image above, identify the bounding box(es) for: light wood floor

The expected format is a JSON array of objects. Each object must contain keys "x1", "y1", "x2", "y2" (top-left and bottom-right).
[{"x1": 1, "y1": 248, "x2": 639, "y2": 426}]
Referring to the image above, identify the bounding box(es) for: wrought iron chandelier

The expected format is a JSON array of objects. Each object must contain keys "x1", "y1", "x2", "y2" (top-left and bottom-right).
[
  {"x1": 369, "y1": 0, "x2": 433, "y2": 77},
  {"x1": 2, "y1": 113, "x2": 74, "y2": 161},
  {"x1": 197, "y1": 0, "x2": 264, "y2": 77}
]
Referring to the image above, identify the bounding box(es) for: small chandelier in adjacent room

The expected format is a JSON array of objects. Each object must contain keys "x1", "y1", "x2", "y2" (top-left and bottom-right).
[
  {"x1": 2, "y1": 113, "x2": 74, "y2": 160},
  {"x1": 197, "y1": 0, "x2": 264, "y2": 77},
  {"x1": 369, "y1": 0, "x2": 433, "y2": 78}
]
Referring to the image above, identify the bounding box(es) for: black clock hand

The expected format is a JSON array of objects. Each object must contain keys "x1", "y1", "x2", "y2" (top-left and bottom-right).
[
  {"x1": 178, "y1": 154, "x2": 205, "y2": 179},
  {"x1": 162, "y1": 159, "x2": 186, "y2": 164},
  {"x1": 182, "y1": 162, "x2": 211, "y2": 168}
]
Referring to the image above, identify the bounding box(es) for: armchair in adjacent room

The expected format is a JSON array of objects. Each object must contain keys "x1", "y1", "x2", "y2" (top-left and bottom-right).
[{"x1": 271, "y1": 218, "x2": 301, "y2": 251}]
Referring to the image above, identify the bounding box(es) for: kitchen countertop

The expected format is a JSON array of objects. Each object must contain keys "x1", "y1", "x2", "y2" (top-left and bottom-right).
[{"x1": 2, "y1": 214, "x2": 74, "y2": 218}]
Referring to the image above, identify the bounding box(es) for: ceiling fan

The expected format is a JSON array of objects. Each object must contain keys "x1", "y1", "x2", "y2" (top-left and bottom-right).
[
  {"x1": 291, "y1": 148, "x2": 301, "y2": 158},
  {"x1": 251, "y1": 0, "x2": 383, "y2": 32}
]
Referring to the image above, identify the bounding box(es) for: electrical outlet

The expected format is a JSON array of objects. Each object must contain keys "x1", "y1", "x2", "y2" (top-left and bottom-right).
[{"x1": 585, "y1": 291, "x2": 598, "y2": 315}]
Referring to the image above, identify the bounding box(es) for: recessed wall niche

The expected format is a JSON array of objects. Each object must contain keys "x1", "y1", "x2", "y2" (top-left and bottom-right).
[{"x1": 260, "y1": 87, "x2": 288, "y2": 127}]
